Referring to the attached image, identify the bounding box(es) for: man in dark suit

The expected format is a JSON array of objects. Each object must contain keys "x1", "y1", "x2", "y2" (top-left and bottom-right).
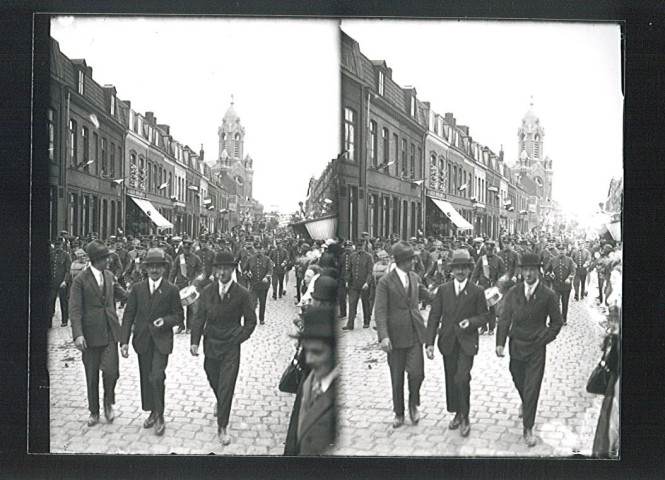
[
  {"x1": 190, "y1": 251, "x2": 257, "y2": 445},
  {"x1": 69, "y1": 239, "x2": 128, "y2": 427},
  {"x1": 169, "y1": 238, "x2": 203, "y2": 333},
  {"x1": 571, "y1": 242, "x2": 591, "y2": 301},
  {"x1": 375, "y1": 241, "x2": 428, "y2": 428},
  {"x1": 243, "y1": 242, "x2": 273, "y2": 325},
  {"x1": 270, "y1": 239, "x2": 290, "y2": 299},
  {"x1": 545, "y1": 245, "x2": 576, "y2": 325},
  {"x1": 496, "y1": 253, "x2": 563, "y2": 447},
  {"x1": 284, "y1": 306, "x2": 337, "y2": 455},
  {"x1": 337, "y1": 240, "x2": 353, "y2": 318},
  {"x1": 471, "y1": 239, "x2": 506, "y2": 335},
  {"x1": 426, "y1": 249, "x2": 488, "y2": 437},
  {"x1": 120, "y1": 248, "x2": 184, "y2": 436},
  {"x1": 343, "y1": 238, "x2": 374, "y2": 330},
  {"x1": 49, "y1": 237, "x2": 72, "y2": 328}
]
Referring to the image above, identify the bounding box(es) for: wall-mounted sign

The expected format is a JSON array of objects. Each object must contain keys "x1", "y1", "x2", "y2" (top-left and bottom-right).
[{"x1": 126, "y1": 188, "x2": 146, "y2": 199}]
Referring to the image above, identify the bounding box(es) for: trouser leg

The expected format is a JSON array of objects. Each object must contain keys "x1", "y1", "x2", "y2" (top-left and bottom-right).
[
  {"x1": 405, "y1": 343, "x2": 424, "y2": 409},
  {"x1": 149, "y1": 347, "x2": 169, "y2": 415},
  {"x1": 138, "y1": 344, "x2": 155, "y2": 412},
  {"x1": 509, "y1": 355, "x2": 526, "y2": 407},
  {"x1": 387, "y1": 348, "x2": 407, "y2": 416},
  {"x1": 573, "y1": 275, "x2": 581, "y2": 298},
  {"x1": 347, "y1": 288, "x2": 360, "y2": 327},
  {"x1": 338, "y1": 280, "x2": 347, "y2": 317},
  {"x1": 48, "y1": 288, "x2": 58, "y2": 326},
  {"x1": 452, "y1": 344, "x2": 474, "y2": 418},
  {"x1": 205, "y1": 347, "x2": 241, "y2": 428},
  {"x1": 579, "y1": 273, "x2": 587, "y2": 297},
  {"x1": 59, "y1": 285, "x2": 69, "y2": 324},
  {"x1": 560, "y1": 289, "x2": 571, "y2": 321},
  {"x1": 487, "y1": 306, "x2": 496, "y2": 332},
  {"x1": 295, "y1": 278, "x2": 302, "y2": 302},
  {"x1": 520, "y1": 347, "x2": 546, "y2": 429},
  {"x1": 443, "y1": 348, "x2": 460, "y2": 413},
  {"x1": 272, "y1": 275, "x2": 279, "y2": 298},
  {"x1": 258, "y1": 289, "x2": 268, "y2": 322},
  {"x1": 360, "y1": 288, "x2": 371, "y2": 325},
  {"x1": 278, "y1": 272, "x2": 285, "y2": 296},
  {"x1": 82, "y1": 346, "x2": 102, "y2": 414},
  {"x1": 100, "y1": 342, "x2": 119, "y2": 407},
  {"x1": 368, "y1": 282, "x2": 376, "y2": 316},
  {"x1": 598, "y1": 274, "x2": 605, "y2": 303}
]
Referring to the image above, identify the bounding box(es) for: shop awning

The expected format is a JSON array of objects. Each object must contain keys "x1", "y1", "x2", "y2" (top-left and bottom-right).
[
  {"x1": 429, "y1": 197, "x2": 474, "y2": 230},
  {"x1": 289, "y1": 214, "x2": 337, "y2": 240},
  {"x1": 128, "y1": 195, "x2": 174, "y2": 229}
]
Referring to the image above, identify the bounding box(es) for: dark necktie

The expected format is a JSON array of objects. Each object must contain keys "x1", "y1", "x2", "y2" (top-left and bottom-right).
[{"x1": 309, "y1": 379, "x2": 322, "y2": 409}]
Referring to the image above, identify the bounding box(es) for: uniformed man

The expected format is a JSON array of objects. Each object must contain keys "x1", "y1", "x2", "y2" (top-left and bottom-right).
[
  {"x1": 469, "y1": 237, "x2": 485, "y2": 264},
  {"x1": 471, "y1": 239, "x2": 506, "y2": 335},
  {"x1": 571, "y1": 242, "x2": 591, "y2": 301},
  {"x1": 545, "y1": 245, "x2": 576, "y2": 325},
  {"x1": 234, "y1": 239, "x2": 253, "y2": 289},
  {"x1": 498, "y1": 238, "x2": 519, "y2": 281},
  {"x1": 337, "y1": 240, "x2": 354, "y2": 319},
  {"x1": 415, "y1": 239, "x2": 432, "y2": 281},
  {"x1": 49, "y1": 237, "x2": 72, "y2": 328},
  {"x1": 496, "y1": 253, "x2": 563, "y2": 447},
  {"x1": 243, "y1": 242, "x2": 273, "y2": 325},
  {"x1": 197, "y1": 237, "x2": 216, "y2": 291},
  {"x1": 343, "y1": 238, "x2": 374, "y2": 330},
  {"x1": 270, "y1": 240, "x2": 290, "y2": 299},
  {"x1": 168, "y1": 238, "x2": 204, "y2": 333},
  {"x1": 425, "y1": 242, "x2": 452, "y2": 292},
  {"x1": 124, "y1": 243, "x2": 149, "y2": 289}
]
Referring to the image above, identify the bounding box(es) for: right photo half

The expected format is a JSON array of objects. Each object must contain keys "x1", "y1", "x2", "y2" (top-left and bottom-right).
[{"x1": 323, "y1": 19, "x2": 622, "y2": 457}]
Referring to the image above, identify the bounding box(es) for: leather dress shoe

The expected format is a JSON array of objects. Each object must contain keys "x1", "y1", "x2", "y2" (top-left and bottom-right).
[
  {"x1": 218, "y1": 426, "x2": 231, "y2": 445},
  {"x1": 104, "y1": 403, "x2": 115, "y2": 423},
  {"x1": 144, "y1": 411, "x2": 157, "y2": 428},
  {"x1": 524, "y1": 427, "x2": 536, "y2": 447},
  {"x1": 460, "y1": 417, "x2": 471, "y2": 437},
  {"x1": 87, "y1": 413, "x2": 99, "y2": 427},
  {"x1": 342, "y1": 324, "x2": 354, "y2": 330},
  {"x1": 518, "y1": 404, "x2": 523, "y2": 419},
  {"x1": 363, "y1": 323, "x2": 370, "y2": 329},
  {"x1": 392, "y1": 415, "x2": 405, "y2": 428},
  {"x1": 448, "y1": 413, "x2": 462, "y2": 430},
  {"x1": 409, "y1": 405, "x2": 420, "y2": 425},
  {"x1": 154, "y1": 415, "x2": 165, "y2": 436}
]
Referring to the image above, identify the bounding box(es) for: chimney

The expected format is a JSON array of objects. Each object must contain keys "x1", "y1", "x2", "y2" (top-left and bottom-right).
[
  {"x1": 499, "y1": 146, "x2": 504, "y2": 163},
  {"x1": 444, "y1": 112, "x2": 456, "y2": 127},
  {"x1": 200, "y1": 144, "x2": 205, "y2": 160},
  {"x1": 157, "y1": 124, "x2": 170, "y2": 135},
  {"x1": 145, "y1": 112, "x2": 155, "y2": 125},
  {"x1": 458, "y1": 125, "x2": 469, "y2": 136}
]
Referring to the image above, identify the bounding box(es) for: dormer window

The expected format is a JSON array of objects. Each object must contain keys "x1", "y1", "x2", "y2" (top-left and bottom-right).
[
  {"x1": 78, "y1": 70, "x2": 84, "y2": 95},
  {"x1": 410, "y1": 96, "x2": 416, "y2": 117},
  {"x1": 378, "y1": 70, "x2": 385, "y2": 96},
  {"x1": 110, "y1": 95, "x2": 116, "y2": 116}
]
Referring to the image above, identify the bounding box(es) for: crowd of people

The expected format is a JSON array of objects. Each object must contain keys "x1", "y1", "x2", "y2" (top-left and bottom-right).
[{"x1": 48, "y1": 226, "x2": 621, "y2": 456}]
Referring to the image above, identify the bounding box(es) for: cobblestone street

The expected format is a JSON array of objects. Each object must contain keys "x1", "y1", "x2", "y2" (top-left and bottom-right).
[
  {"x1": 330, "y1": 275, "x2": 609, "y2": 457},
  {"x1": 48, "y1": 275, "x2": 303, "y2": 455}
]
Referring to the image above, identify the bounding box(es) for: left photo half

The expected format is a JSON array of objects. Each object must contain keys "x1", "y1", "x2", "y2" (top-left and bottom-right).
[{"x1": 33, "y1": 15, "x2": 340, "y2": 455}]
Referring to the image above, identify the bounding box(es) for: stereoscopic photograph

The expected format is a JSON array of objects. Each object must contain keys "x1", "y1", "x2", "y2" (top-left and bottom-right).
[{"x1": 40, "y1": 15, "x2": 621, "y2": 459}]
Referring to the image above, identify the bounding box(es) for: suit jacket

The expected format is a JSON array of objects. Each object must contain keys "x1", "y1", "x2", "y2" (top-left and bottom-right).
[
  {"x1": 69, "y1": 267, "x2": 128, "y2": 347},
  {"x1": 426, "y1": 280, "x2": 488, "y2": 356},
  {"x1": 120, "y1": 278, "x2": 184, "y2": 355},
  {"x1": 496, "y1": 281, "x2": 563, "y2": 360},
  {"x1": 374, "y1": 269, "x2": 427, "y2": 349},
  {"x1": 284, "y1": 373, "x2": 336, "y2": 456},
  {"x1": 50, "y1": 248, "x2": 72, "y2": 288},
  {"x1": 545, "y1": 255, "x2": 576, "y2": 291},
  {"x1": 190, "y1": 281, "x2": 257, "y2": 359},
  {"x1": 471, "y1": 254, "x2": 506, "y2": 288}
]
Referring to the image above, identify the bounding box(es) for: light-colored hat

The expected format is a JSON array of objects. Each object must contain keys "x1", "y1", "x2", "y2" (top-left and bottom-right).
[{"x1": 448, "y1": 249, "x2": 474, "y2": 267}]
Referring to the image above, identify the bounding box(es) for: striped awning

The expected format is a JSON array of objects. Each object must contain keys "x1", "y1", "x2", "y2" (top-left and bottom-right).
[
  {"x1": 127, "y1": 195, "x2": 173, "y2": 229},
  {"x1": 289, "y1": 214, "x2": 337, "y2": 240},
  {"x1": 428, "y1": 197, "x2": 474, "y2": 230}
]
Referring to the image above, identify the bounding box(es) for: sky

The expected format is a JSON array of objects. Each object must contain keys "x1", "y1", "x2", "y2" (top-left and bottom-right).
[
  {"x1": 50, "y1": 16, "x2": 340, "y2": 214},
  {"x1": 341, "y1": 19, "x2": 623, "y2": 221}
]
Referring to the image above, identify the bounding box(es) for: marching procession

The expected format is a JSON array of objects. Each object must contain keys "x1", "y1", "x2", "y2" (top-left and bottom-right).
[{"x1": 48, "y1": 226, "x2": 621, "y2": 456}]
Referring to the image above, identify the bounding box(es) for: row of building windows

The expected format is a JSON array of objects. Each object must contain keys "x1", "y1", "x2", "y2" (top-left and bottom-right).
[
  {"x1": 345, "y1": 108, "x2": 422, "y2": 179},
  {"x1": 67, "y1": 191, "x2": 122, "y2": 239},
  {"x1": 64, "y1": 115, "x2": 122, "y2": 179}
]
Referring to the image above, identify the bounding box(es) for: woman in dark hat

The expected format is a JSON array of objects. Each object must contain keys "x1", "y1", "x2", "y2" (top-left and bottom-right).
[{"x1": 284, "y1": 306, "x2": 337, "y2": 456}]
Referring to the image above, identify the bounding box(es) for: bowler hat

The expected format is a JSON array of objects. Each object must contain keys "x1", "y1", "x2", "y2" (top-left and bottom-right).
[
  {"x1": 448, "y1": 249, "x2": 473, "y2": 267},
  {"x1": 143, "y1": 248, "x2": 168, "y2": 265},
  {"x1": 292, "y1": 306, "x2": 336, "y2": 341},
  {"x1": 485, "y1": 239, "x2": 496, "y2": 247},
  {"x1": 86, "y1": 239, "x2": 111, "y2": 262},
  {"x1": 213, "y1": 251, "x2": 237, "y2": 266},
  {"x1": 182, "y1": 238, "x2": 194, "y2": 245},
  {"x1": 520, "y1": 253, "x2": 542, "y2": 268},
  {"x1": 392, "y1": 241, "x2": 416, "y2": 263},
  {"x1": 311, "y1": 276, "x2": 338, "y2": 302}
]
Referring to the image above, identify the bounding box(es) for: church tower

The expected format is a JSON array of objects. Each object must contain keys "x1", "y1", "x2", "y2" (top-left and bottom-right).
[
  {"x1": 218, "y1": 96, "x2": 245, "y2": 165},
  {"x1": 515, "y1": 97, "x2": 553, "y2": 201}
]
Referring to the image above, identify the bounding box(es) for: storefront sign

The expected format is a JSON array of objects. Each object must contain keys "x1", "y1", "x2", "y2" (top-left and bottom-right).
[
  {"x1": 426, "y1": 188, "x2": 446, "y2": 201},
  {"x1": 126, "y1": 188, "x2": 146, "y2": 199}
]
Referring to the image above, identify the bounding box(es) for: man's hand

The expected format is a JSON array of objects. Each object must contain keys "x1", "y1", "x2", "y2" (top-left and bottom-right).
[
  {"x1": 380, "y1": 337, "x2": 392, "y2": 353},
  {"x1": 209, "y1": 275, "x2": 215, "y2": 281},
  {"x1": 74, "y1": 336, "x2": 87, "y2": 352},
  {"x1": 120, "y1": 344, "x2": 129, "y2": 358},
  {"x1": 190, "y1": 344, "x2": 199, "y2": 356},
  {"x1": 60, "y1": 281, "x2": 67, "y2": 289},
  {"x1": 459, "y1": 319, "x2": 470, "y2": 329},
  {"x1": 426, "y1": 345, "x2": 435, "y2": 360},
  {"x1": 495, "y1": 346, "x2": 505, "y2": 357},
  {"x1": 153, "y1": 318, "x2": 164, "y2": 328},
  {"x1": 362, "y1": 283, "x2": 369, "y2": 290}
]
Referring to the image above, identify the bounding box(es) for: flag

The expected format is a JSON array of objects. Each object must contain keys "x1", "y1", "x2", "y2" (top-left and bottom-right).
[{"x1": 159, "y1": 182, "x2": 168, "y2": 190}]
